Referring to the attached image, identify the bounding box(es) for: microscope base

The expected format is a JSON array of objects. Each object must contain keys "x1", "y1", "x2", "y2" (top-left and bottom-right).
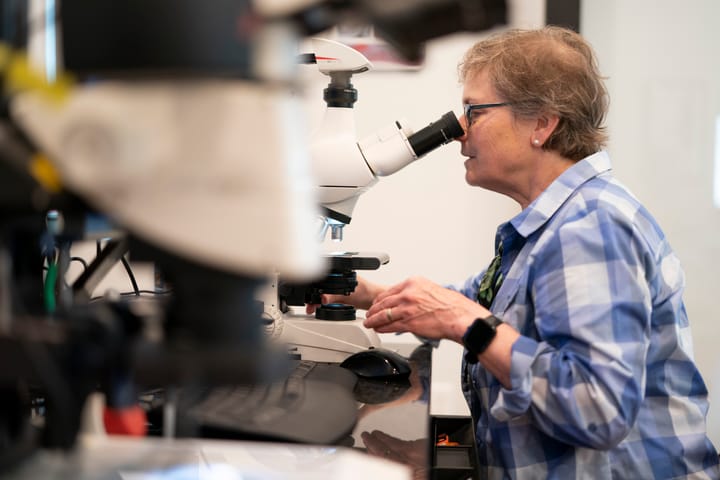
[{"x1": 279, "y1": 313, "x2": 381, "y2": 363}]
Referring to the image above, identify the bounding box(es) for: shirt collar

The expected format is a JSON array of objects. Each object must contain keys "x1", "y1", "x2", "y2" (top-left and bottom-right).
[{"x1": 507, "y1": 150, "x2": 612, "y2": 238}]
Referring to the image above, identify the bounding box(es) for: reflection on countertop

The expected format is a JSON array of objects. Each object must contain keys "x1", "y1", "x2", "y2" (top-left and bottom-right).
[{"x1": 351, "y1": 342, "x2": 433, "y2": 480}]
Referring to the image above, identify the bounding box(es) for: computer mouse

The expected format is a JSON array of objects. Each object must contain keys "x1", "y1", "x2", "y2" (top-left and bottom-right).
[{"x1": 340, "y1": 348, "x2": 411, "y2": 379}]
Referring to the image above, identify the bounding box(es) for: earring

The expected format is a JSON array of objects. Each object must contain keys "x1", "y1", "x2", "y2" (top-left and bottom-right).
[{"x1": 533, "y1": 139, "x2": 541, "y2": 146}]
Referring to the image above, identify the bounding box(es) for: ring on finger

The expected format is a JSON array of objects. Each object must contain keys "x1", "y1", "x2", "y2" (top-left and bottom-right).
[{"x1": 385, "y1": 307, "x2": 393, "y2": 322}]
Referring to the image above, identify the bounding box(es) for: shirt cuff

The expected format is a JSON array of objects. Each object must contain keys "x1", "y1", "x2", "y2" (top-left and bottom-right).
[{"x1": 490, "y1": 335, "x2": 539, "y2": 421}]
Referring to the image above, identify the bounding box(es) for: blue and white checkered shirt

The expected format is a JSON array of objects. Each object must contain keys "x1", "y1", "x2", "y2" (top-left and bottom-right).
[{"x1": 454, "y1": 151, "x2": 719, "y2": 479}]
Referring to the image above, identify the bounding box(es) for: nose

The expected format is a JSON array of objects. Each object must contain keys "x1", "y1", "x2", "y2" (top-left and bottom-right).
[{"x1": 455, "y1": 114, "x2": 469, "y2": 142}]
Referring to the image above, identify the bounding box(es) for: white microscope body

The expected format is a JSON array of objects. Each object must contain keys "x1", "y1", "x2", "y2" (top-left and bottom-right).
[{"x1": 272, "y1": 38, "x2": 463, "y2": 362}]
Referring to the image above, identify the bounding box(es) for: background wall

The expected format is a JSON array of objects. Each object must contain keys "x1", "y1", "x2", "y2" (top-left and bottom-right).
[{"x1": 581, "y1": 0, "x2": 720, "y2": 446}]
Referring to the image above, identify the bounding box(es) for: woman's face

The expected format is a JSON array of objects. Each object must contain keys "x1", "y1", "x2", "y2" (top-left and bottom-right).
[{"x1": 458, "y1": 70, "x2": 537, "y2": 199}]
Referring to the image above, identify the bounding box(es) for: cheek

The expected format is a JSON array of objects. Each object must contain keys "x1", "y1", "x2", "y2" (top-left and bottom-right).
[
  {"x1": 469, "y1": 129, "x2": 500, "y2": 158},
  {"x1": 483, "y1": 128, "x2": 521, "y2": 159}
]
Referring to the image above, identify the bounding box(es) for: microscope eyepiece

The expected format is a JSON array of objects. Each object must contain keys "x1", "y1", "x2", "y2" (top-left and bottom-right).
[
  {"x1": 407, "y1": 111, "x2": 464, "y2": 158},
  {"x1": 357, "y1": 110, "x2": 463, "y2": 180}
]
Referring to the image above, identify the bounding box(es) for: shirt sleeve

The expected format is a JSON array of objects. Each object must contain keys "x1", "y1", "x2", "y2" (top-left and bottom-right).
[
  {"x1": 490, "y1": 206, "x2": 653, "y2": 450},
  {"x1": 446, "y1": 271, "x2": 486, "y2": 299}
]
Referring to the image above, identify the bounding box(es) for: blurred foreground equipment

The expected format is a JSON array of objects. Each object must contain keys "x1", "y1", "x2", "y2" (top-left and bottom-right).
[{"x1": 0, "y1": 0, "x2": 505, "y2": 474}]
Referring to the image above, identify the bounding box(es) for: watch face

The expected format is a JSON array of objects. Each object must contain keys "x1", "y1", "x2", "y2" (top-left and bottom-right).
[{"x1": 463, "y1": 316, "x2": 499, "y2": 357}]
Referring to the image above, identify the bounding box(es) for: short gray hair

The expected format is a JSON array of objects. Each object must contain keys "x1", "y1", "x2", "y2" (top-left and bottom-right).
[{"x1": 459, "y1": 26, "x2": 609, "y2": 161}]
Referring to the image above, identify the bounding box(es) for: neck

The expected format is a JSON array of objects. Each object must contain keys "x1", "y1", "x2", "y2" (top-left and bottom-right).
[{"x1": 514, "y1": 150, "x2": 575, "y2": 209}]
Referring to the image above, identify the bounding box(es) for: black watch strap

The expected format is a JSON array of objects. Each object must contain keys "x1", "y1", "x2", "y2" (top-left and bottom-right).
[{"x1": 462, "y1": 315, "x2": 503, "y2": 364}]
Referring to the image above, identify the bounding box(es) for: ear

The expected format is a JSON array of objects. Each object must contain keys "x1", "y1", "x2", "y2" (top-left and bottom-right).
[{"x1": 531, "y1": 114, "x2": 560, "y2": 147}]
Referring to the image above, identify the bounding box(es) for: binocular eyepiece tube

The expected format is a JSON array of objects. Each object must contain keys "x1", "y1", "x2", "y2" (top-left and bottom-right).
[
  {"x1": 407, "y1": 111, "x2": 464, "y2": 158},
  {"x1": 359, "y1": 111, "x2": 464, "y2": 178}
]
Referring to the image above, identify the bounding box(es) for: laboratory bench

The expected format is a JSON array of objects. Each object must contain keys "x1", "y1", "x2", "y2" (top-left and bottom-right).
[{"x1": 3, "y1": 336, "x2": 478, "y2": 480}]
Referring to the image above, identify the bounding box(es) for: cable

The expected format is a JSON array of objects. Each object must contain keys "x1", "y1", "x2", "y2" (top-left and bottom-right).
[
  {"x1": 121, "y1": 289, "x2": 172, "y2": 296},
  {"x1": 120, "y1": 255, "x2": 140, "y2": 296},
  {"x1": 89, "y1": 289, "x2": 173, "y2": 302},
  {"x1": 70, "y1": 256, "x2": 88, "y2": 271},
  {"x1": 43, "y1": 260, "x2": 57, "y2": 313},
  {"x1": 96, "y1": 239, "x2": 140, "y2": 296}
]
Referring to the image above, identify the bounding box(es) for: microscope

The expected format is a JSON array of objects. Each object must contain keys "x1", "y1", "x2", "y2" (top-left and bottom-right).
[{"x1": 266, "y1": 38, "x2": 464, "y2": 363}]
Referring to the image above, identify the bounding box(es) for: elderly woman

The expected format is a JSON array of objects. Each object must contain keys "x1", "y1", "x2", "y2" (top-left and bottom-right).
[{"x1": 331, "y1": 26, "x2": 718, "y2": 479}]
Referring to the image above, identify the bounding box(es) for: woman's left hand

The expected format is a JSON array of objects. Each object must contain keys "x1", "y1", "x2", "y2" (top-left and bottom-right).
[{"x1": 364, "y1": 276, "x2": 489, "y2": 343}]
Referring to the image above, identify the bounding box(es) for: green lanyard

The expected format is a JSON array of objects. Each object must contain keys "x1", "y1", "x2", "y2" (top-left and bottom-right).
[{"x1": 476, "y1": 242, "x2": 504, "y2": 309}]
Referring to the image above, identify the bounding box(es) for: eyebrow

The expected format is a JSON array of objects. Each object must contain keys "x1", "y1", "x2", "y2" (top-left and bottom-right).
[{"x1": 463, "y1": 98, "x2": 491, "y2": 105}]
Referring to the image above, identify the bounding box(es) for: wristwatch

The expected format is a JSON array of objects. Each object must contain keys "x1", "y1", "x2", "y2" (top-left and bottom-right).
[{"x1": 462, "y1": 315, "x2": 503, "y2": 363}]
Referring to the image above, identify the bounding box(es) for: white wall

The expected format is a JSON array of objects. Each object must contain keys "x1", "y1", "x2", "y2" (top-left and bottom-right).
[{"x1": 581, "y1": 0, "x2": 720, "y2": 446}]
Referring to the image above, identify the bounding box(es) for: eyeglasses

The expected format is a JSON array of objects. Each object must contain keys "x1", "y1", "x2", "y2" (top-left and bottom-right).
[{"x1": 463, "y1": 102, "x2": 512, "y2": 126}]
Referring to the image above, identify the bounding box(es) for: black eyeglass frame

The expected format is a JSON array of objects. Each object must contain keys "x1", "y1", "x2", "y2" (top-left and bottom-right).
[{"x1": 463, "y1": 102, "x2": 513, "y2": 126}]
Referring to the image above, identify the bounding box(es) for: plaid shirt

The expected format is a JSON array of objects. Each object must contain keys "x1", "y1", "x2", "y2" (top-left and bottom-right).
[{"x1": 453, "y1": 151, "x2": 719, "y2": 479}]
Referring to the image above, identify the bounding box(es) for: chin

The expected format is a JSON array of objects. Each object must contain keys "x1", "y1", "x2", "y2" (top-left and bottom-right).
[
  {"x1": 464, "y1": 169, "x2": 480, "y2": 186},
  {"x1": 464, "y1": 161, "x2": 482, "y2": 185}
]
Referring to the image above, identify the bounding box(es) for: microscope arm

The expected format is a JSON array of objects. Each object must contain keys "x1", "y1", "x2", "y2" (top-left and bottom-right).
[
  {"x1": 313, "y1": 109, "x2": 463, "y2": 237},
  {"x1": 307, "y1": 38, "x2": 463, "y2": 238}
]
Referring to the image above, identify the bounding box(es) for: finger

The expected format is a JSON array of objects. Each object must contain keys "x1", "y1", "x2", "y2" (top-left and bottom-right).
[
  {"x1": 365, "y1": 301, "x2": 390, "y2": 323},
  {"x1": 362, "y1": 432, "x2": 398, "y2": 460},
  {"x1": 362, "y1": 431, "x2": 411, "y2": 463},
  {"x1": 366, "y1": 293, "x2": 399, "y2": 319},
  {"x1": 365, "y1": 302, "x2": 387, "y2": 326},
  {"x1": 372, "y1": 279, "x2": 411, "y2": 304},
  {"x1": 361, "y1": 431, "x2": 390, "y2": 453},
  {"x1": 363, "y1": 310, "x2": 387, "y2": 328},
  {"x1": 371, "y1": 322, "x2": 406, "y2": 334},
  {"x1": 364, "y1": 303, "x2": 402, "y2": 329},
  {"x1": 366, "y1": 430, "x2": 401, "y2": 444}
]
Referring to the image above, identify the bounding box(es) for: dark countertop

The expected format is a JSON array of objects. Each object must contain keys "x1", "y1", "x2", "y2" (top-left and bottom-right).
[{"x1": 349, "y1": 342, "x2": 433, "y2": 480}]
